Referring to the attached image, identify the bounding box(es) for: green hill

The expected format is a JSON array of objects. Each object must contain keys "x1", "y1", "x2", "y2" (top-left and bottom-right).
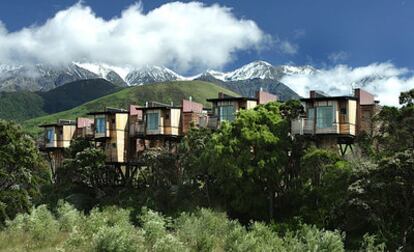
[
  {"x1": 0, "y1": 91, "x2": 46, "y2": 121},
  {"x1": 0, "y1": 79, "x2": 120, "y2": 121},
  {"x1": 22, "y1": 80, "x2": 238, "y2": 135}
]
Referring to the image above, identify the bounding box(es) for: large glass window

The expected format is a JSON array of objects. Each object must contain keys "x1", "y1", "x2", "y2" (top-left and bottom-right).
[
  {"x1": 219, "y1": 105, "x2": 235, "y2": 122},
  {"x1": 147, "y1": 112, "x2": 159, "y2": 130},
  {"x1": 95, "y1": 117, "x2": 106, "y2": 133},
  {"x1": 46, "y1": 128, "x2": 54, "y2": 143},
  {"x1": 316, "y1": 106, "x2": 334, "y2": 128},
  {"x1": 307, "y1": 108, "x2": 315, "y2": 120}
]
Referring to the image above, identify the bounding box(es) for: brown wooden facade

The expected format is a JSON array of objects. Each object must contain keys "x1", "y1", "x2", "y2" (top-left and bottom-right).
[
  {"x1": 291, "y1": 88, "x2": 380, "y2": 155},
  {"x1": 206, "y1": 90, "x2": 278, "y2": 128}
]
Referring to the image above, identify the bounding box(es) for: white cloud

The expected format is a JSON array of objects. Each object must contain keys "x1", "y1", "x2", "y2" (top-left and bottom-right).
[
  {"x1": 279, "y1": 40, "x2": 298, "y2": 55},
  {"x1": 281, "y1": 62, "x2": 414, "y2": 106},
  {"x1": 328, "y1": 51, "x2": 348, "y2": 63},
  {"x1": 0, "y1": 2, "x2": 270, "y2": 72}
]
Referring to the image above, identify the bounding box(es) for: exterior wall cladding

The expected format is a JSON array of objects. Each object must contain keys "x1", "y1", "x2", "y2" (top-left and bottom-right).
[
  {"x1": 182, "y1": 99, "x2": 203, "y2": 113},
  {"x1": 256, "y1": 91, "x2": 278, "y2": 104}
]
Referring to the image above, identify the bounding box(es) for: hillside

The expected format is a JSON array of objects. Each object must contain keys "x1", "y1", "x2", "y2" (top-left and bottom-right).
[
  {"x1": 0, "y1": 91, "x2": 46, "y2": 121},
  {"x1": 22, "y1": 80, "x2": 238, "y2": 135},
  {"x1": 39, "y1": 79, "x2": 122, "y2": 114},
  {"x1": 0, "y1": 79, "x2": 121, "y2": 121}
]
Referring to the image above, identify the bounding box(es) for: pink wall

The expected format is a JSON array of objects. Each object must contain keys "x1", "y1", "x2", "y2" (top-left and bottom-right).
[
  {"x1": 182, "y1": 99, "x2": 203, "y2": 113},
  {"x1": 129, "y1": 105, "x2": 143, "y2": 119},
  {"x1": 77, "y1": 117, "x2": 93, "y2": 128}
]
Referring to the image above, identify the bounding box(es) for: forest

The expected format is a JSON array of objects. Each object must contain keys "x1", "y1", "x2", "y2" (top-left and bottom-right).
[{"x1": 0, "y1": 88, "x2": 413, "y2": 251}]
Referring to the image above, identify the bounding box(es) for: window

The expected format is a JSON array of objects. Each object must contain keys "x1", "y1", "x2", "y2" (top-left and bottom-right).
[
  {"x1": 316, "y1": 106, "x2": 333, "y2": 128},
  {"x1": 340, "y1": 108, "x2": 347, "y2": 115},
  {"x1": 307, "y1": 108, "x2": 315, "y2": 120},
  {"x1": 147, "y1": 112, "x2": 159, "y2": 130},
  {"x1": 219, "y1": 105, "x2": 235, "y2": 122},
  {"x1": 95, "y1": 117, "x2": 106, "y2": 133},
  {"x1": 46, "y1": 128, "x2": 54, "y2": 143}
]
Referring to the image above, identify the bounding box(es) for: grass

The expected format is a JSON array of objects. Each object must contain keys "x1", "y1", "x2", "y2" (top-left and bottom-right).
[
  {"x1": 22, "y1": 80, "x2": 238, "y2": 135},
  {"x1": 0, "y1": 79, "x2": 120, "y2": 122}
]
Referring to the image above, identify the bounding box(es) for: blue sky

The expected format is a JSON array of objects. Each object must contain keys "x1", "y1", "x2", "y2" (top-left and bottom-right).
[
  {"x1": 0, "y1": 0, "x2": 413, "y2": 71},
  {"x1": 0, "y1": 0, "x2": 412, "y2": 105}
]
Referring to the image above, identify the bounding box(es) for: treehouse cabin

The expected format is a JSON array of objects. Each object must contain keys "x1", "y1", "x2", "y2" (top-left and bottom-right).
[
  {"x1": 181, "y1": 99, "x2": 205, "y2": 134},
  {"x1": 39, "y1": 119, "x2": 77, "y2": 149},
  {"x1": 39, "y1": 119, "x2": 77, "y2": 170},
  {"x1": 291, "y1": 88, "x2": 379, "y2": 155},
  {"x1": 88, "y1": 108, "x2": 129, "y2": 164},
  {"x1": 206, "y1": 90, "x2": 278, "y2": 129},
  {"x1": 75, "y1": 117, "x2": 94, "y2": 139}
]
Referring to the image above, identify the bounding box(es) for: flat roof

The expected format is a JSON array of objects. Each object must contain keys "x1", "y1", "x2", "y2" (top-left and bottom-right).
[
  {"x1": 300, "y1": 96, "x2": 357, "y2": 102},
  {"x1": 87, "y1": 110, "x2": 129, "y2": 115},
  {"x1": 39, "y1": 122, "x2": 76, "y2": 128},
  {"x1": 206, "y1": 97, "x2": 258, "y2": 102},
  {"x1": 139, "y1": 106, "x2": 182, "y2": 111}
]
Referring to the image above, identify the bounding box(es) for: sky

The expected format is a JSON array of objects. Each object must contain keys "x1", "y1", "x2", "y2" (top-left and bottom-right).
[{"x1": 0, "y1": 0, "x2": 413, "y2": 105}]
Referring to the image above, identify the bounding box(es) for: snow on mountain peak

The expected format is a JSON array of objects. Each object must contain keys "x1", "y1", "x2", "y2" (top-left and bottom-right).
[
  {"x1": 125, "y1": 65, "x2": 184, "y2": 85},
  {"x1": 74, "y1": 62, "x2": 130, "y2": 80},
  {"x1": 224, "y1": 60, "x2": 274, "y2": 81}
]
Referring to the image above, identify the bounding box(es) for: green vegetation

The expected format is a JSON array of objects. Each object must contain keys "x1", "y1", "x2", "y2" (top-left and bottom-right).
[
  {"x1": 0, "y1": 120, "x2": 49, "y2": 224},
  {"x1": 0, "y1": 203, "x2": 380, "y2": 251},
  {"x1": 0, "y1": 91, "x2": 46, "y2": 121},
  {"x1": 22, "y1": 80, "x2": 238, "y2": 135},
  {"x1": 0, "y1": 79, "x2": 120, "y2": 122},
  {"x1": 0, "y1": 89, "x2": 412, "y2": 251}
]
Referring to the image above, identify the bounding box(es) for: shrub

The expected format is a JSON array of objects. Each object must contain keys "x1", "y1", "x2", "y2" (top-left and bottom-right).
[
  {"x1": 6, "y1": 204, "x2": 59, "y2": 242},
  {"x1": 175, "y1": 208, "x2": 230, "y2": 251},
  {"x1": 56, "y1": 200, "x2": 83, "y2": 232},
  {"x1": 139, "y1": 207, "x2": 169, "y2": 247},
  {"x1": 92, "y1": 225, "x2": 145, "y2": 252},
  {"x1": 284, "y1": 224, "x2": 345, "y2": 252},
  {"x1": 153, "y1": 233, "x2": 187, "y2": 252}
]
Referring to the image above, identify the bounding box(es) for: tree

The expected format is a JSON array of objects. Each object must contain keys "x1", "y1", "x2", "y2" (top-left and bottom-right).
[
  {"x1": 349, "y1": 150, "x2": 414, "y2": 250},
  {"x1": 60, "y1": 147, "x2": 109, "y2": 188},
  {"x1": 0, "y1": 120, "x2": 48, "y2": 224},
  {"x1": 299, "y1": 147, "x2": 351, "y2": 228},
  {"x1": 178, "y1": 128, "x2": 215, "y2": 207},
  {"x1": 374, "y1": 89, "x2": 414, "y2": 157},
  {"x1": 206, "y1": 102, "x2": 292, "y2": 221}
]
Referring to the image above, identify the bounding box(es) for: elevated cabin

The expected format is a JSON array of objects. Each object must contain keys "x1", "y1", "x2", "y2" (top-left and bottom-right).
[
  {"x1": 291, "y1": 89, "x2": 379, "y2": 155},
  {"x1": 206, "y1": 90, "x2": 278, "y2": 128},
  {"x1": 181, "y1": 99, "x2": 205, "y2": 134},
  {"x1": 39, "y1": 119, "x2": 76, "y2": 170},
  {"x1": 129, "y1": 102, "x2": 182, "y2": 138},
  {"x1": 129, "y1": 102, "x2": 179, "y2": 159},
  {"x1": 39, "y1": 119, "x2": 77, "y2": 149},
  {"x1": 88, "y1": 108, "x2": 129, "y2": 164},
  {"x1": 75, "y1": 117, "x2": 94, "y2": 139}
]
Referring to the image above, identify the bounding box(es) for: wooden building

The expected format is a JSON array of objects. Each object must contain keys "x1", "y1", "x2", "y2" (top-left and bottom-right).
[
  {"x1": 39, "y1": 119, "x2": 77, "y2": 177},
  {"x1": 206, "y1": 90, "x2": 278, "y2": 128},
  {"x1": 75, "y1": 117, "x2": 94, "y2": 139},
  {"x1": 128, "y1": 99, "x2": 204, "y2": 160},
  {"x1": 88, "y1": 108, "x2": 129, "y2": 164},
  {"x1": 291, "y1": 88, "x2": 379, "y2": 155}
]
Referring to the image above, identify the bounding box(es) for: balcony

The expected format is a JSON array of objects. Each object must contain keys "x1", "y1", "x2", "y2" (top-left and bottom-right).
[
  {"x1": 78, "y1": 126, "x2": 94, "y2": 139},
  {"x1": 129, "y1": 121, "x2": 145, "y2": 137},
  {"x1": 207, "y1": 116, "x2": 219, "y2": 129},
  {"x1": 292, "y1": 118, "x2": 356, "y2": 136}
]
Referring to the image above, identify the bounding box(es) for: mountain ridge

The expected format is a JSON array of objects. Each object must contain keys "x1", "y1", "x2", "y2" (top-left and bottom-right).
[{"x1": 0, "y1": 60, "x2": 315, "y2": 92}]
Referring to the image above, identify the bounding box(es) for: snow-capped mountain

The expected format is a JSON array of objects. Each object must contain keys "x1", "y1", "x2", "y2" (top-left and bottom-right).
[
  {"x1": 0, "y1": 60, "x2": 315, "y2": 92},
  {"x1": 0, "y1": 63, "x2": 101, "y2": 91},
  {"x1": 200, "y1": 60, "x2": 316, "y2": 82},
  {"x1": 125, "y1": 65, "x2": 184, "y2": 85},
  {"x1": 74, "y1": 62, "x2": 128, "y2": 87}
]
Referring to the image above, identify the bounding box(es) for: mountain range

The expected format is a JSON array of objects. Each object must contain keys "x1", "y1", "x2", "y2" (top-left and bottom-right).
[{"x1": 0, "y1": 61, "x2": 311, "y2": 99}]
